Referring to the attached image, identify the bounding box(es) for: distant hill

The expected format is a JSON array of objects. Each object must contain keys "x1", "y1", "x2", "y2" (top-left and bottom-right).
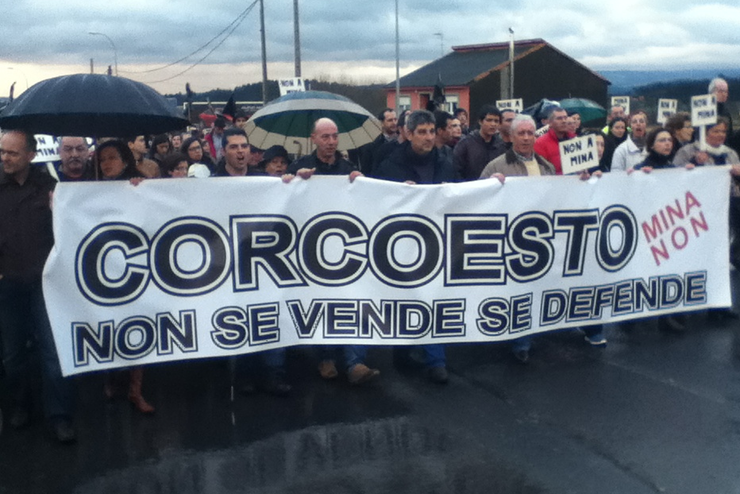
[
  {"x1": 601, "y1": 69, "x2": 740, "y2": 95},
  {"x1": 600, "y1": 75, "x2": 740, "y2": 123},
  {"x1": 165, "y1": 80, "x2": 387, "y2": 118}
]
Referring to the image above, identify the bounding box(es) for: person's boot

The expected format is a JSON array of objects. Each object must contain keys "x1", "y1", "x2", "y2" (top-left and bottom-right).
[
  {"x1": 318, "y1": 359, "x2": 338, "y2": 379},
  {"x1": 128, "y1": 368, "x2": 155, "y2": 414},
  {"x1": 103, "y1": 372, "x2": 116, "y2": 400}
]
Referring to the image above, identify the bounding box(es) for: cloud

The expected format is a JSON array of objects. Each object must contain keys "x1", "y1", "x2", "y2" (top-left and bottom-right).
[{"x1": 2, "y1": 0, "x2": 740, "y2": 95}]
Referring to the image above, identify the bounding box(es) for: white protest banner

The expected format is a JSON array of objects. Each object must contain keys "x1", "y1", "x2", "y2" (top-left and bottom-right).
[
  {"x1": 496, "y1": 99, "x2": 523, "y2": 113},
  {"x1": 657, "y1": 99, "x2": 678, "y2": 124},
  {"x1": 691, "y1": 94, "x2": 718, "y2": 127},
  {"x1": 278, "y1": 78, "x2": 306, "y2": 96},
  {"x1": 44, "y1": 170, "x2": 731, "y2": 376},
  {"x1": 559, "y1": 135, "x2": 599, "y2": 175},
  {"x1": 611, "y1": 96, "x2": 630, "y2": 116}
]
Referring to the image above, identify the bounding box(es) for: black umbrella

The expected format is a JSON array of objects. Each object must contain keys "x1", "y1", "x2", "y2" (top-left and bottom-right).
[
  {"x1": 522, "y1": 98, "x2": 560, "y2": 122},
  {"x1": 0, "y1": 74, "x2": 188, "y2": 137}
]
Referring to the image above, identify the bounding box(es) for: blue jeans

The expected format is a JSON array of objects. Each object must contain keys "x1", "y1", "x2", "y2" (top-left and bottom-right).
[
  {"x1": 583, "y1": 324, "x2": 604, "y2": 340},
  {"x1": 0, "y1": 278, "x2": 73, "y2": 419},
  {"x1": 422, "y1": 345, "x2": 446, "y2": 369},
  {"x1": 511, "y1": 337, "x2": 531, "y2": 353},
  {"x1": 320, "y1": 345, "x2": 368, "y2": 372},
  {"x1": 394, "y1": 344, "x2": 446, "y2": 369},
  {"x1": 239, "y1": 348, "x2": 286, "y2": 376},
  {"x1": 511, "y1": 325, "x2": 604, "y2": 353}
]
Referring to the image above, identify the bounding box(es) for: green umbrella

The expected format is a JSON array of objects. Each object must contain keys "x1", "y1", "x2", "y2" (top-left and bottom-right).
[
  {"x1": 558, "y1": 98, "x2": 607, "y2": 124},
  {"x1": 245, "y1": 90, "x2": 381, "y2": 155}
]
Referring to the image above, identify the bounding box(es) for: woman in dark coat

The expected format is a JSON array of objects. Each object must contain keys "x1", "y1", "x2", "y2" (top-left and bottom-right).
[
  {"x1": 634, "y1": 128, "x2": 676, "y2": 171},
  {"x1": 95, "y1": 139, "x2": 143, "y2": 181},
  {"x1": 94, "y1": 140, "x2": 153, "y2": 413},
  {"x1": 664, "y1": 112, "x2": 693, "y2": 161},
  {"x1": 600, "y1": 117, "x2": 628, "y2": 171},
  {"x1": 180, "y1": 136, "x2": 215, "y2": 171},
  {"x1": 148, "y1": 133, "x2": 172, "y2": 168},
  {"x1": 632, "y1": 127, "x2": 694, "y2": 332}
]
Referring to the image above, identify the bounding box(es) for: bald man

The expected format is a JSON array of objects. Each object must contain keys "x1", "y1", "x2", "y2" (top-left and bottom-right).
[
  {"x1": 285, "y1": 118, "x2": 377, "y2": 385},
  {"x1": 287, "y1": 118, "x2": 358, "y2": 176}
]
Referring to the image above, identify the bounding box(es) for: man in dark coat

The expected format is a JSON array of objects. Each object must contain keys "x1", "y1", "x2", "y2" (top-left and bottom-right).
[
  {"x1": 0, "y1": 129, "x2": 76, "y2": 443},
  {"x1": 710, "y1": 77, "x2": 740, "y2": 154},
  {"x1": 452, "y1": 104, "x2": 506, "y2": 181},
  {"x1": 210, "y1": 127, "x2": 290, "y2": 395},
  {"x1": 286, "y1": 118, "x2": 378, "y2": 385},
  {"x1": 57, "y1": 136, "x2": 93, "y2": 181},
  {"x1": 376, "y1": 110, "x2": 459, "y2": 184},
  {"x1": 434, "y1": 110, "x2": 455, "y2": 167},
  {"x1": 359, "y1": 108, "x2": 397, "y2": 176},
  {"x1": 288, "y1": 118, "x2": 359, "y2": 177},
  {"x1": 374, "y1": 110, "x2": 458, "y2": 384},
  {"x1": 370, "y1": 111, "x2": 410, "y2": 175}
]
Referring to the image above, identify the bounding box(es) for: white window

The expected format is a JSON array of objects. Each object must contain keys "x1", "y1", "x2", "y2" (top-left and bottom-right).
[
  {"x1": 397, "y1": 95, "x2": 411, "y2": 112},
  {"x1": 444, "y1": 94, "x2": 459, "y2": 114}
]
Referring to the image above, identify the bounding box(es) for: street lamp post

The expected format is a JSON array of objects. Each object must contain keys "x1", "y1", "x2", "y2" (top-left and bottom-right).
[
  {"x1": 88, "y1": 32, "x2": 118, "y2": 76},
  {"x1": 259, "y1": 0, "x2": 268, "y2": 105},
  {"x1": 293, "y1": 0, "x2": 301, "y2": 78},
  {"x1": 433, "y1": 32, "x2": 443, "y2": 58},
  {"x1": 7, "y1": 67, "x2": 28, "y2": 90}
]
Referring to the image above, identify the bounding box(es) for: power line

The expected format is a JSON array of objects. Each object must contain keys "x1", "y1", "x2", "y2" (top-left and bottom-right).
[
  {"x1": 142, "y1": 0, "x2": 259, "y2": 84},
  {"x1": 120, "y1": 0, "x2": 258, "y2": 75}
]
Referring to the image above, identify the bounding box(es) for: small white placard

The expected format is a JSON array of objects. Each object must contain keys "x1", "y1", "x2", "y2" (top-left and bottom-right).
[
  {"x1": 32, "y1": 134, "x2": 59, "y2": 163},
  {"x1": 496, "y1": 98, "x2": 523, "y2": 113},
  {"x1": 611, "y1": 96, "x2": 630, "y2": 116},
  {"x1": 559, "y1": 135, "x2": 598, "y2": 175},
  {"x1": 691, "y1": 94, "x2": 717, "y2": 127},
  {"x1": 278, "y1": 78, "x2": 306, "y2": 96},
  {"x1": 657, "y1": 99, "x2": 678, "y2": 124}
]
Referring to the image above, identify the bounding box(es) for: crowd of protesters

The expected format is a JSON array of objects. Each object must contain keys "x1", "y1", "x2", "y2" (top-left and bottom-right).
[{"x1": 1, "y1": 77, "x2": 740, "y2": 444}]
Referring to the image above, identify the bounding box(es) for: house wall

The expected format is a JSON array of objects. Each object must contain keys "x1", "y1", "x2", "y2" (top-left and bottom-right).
[
  {"x1": 468, "y1": 72, "x2": 502, "y2": 117},
  {"x1": 468, "y1": 45, "x2": 609, "y2": 122},
  {"x1": 385, "y1": 87, "x2": 470, "y2": 114},
  {"x1": 514, "y1": 46, "x2": 608, "y2": 109}
]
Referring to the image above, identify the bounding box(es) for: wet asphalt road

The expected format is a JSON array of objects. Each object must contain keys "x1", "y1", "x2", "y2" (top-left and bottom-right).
[{"x1": 2, "y1": 273, "x2": 740, "y2": 494}]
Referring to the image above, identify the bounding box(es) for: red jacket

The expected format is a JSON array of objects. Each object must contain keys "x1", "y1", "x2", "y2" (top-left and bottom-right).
[{"x1": 534, "y1": 127, "x2": 575, "y2": 175}]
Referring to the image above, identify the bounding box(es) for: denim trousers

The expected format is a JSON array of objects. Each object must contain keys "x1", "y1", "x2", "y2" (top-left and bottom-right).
[
  {"x1": 0, "y1": 278, "x2": 73, "y2": 419},
  {"x1": 320, "y1": 345, "x2": 368, "y2": 372}
]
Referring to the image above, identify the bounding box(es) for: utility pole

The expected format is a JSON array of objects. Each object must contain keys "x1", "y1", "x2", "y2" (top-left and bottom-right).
[
  {"x1": 395, "y1": 0, "x2": 400, "y2": 115},
  {"x1": 259, "y1": 0, "x2": 268, "y2": 104},
  {"x1": 293, "y1": 0, "x2": 301, "y2": 77},
  {"x1": 508, "y1": 28, "x2": 515, "y2": 99}
]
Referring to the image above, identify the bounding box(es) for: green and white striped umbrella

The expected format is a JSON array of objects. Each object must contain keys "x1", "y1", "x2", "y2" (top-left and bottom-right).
[{"x1": 244, "y1": 90, "x2": 382, "y2": 155}]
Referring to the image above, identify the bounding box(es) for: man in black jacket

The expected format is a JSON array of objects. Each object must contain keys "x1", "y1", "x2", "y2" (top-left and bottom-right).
[
  {"x1": 359, "y1": 108, "x2": 397, "y2": 176},
  {"x1": 286, "y1": 118, "x2": 378, "y2": 385},
  {"x1": 376, "y1": 110, "x2": 458, "y2": 184},
  {"x1": 0, "y1": 129, "x2": 75, "y2": 443},
  {"x1": 374, "y1": 110, "x2": 458, "y2": 383},
  {"x1": 57, "y1": 136, "x2": 93, "y2": 181},
  {"x1": 452, "y1": 104, "x2": 506, "y2": 181},
  {"x1": 288, "y1": 118, "x2": 359, "y2": 177}
]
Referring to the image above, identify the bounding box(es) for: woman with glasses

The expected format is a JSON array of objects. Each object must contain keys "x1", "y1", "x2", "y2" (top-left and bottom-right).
[{"x1": 180, "y1": 136, "x2": 214, "y2": 172}]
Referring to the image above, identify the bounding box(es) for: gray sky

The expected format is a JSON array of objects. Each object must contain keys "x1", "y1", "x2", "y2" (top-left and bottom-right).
[{"x1": 2, "y1": 0, "x2": 740, "y2": 96}]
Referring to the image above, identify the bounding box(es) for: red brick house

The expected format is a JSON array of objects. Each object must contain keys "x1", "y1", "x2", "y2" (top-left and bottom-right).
[{"x1": 386, "y1": 38, "x2": 610, "y2": 117}]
